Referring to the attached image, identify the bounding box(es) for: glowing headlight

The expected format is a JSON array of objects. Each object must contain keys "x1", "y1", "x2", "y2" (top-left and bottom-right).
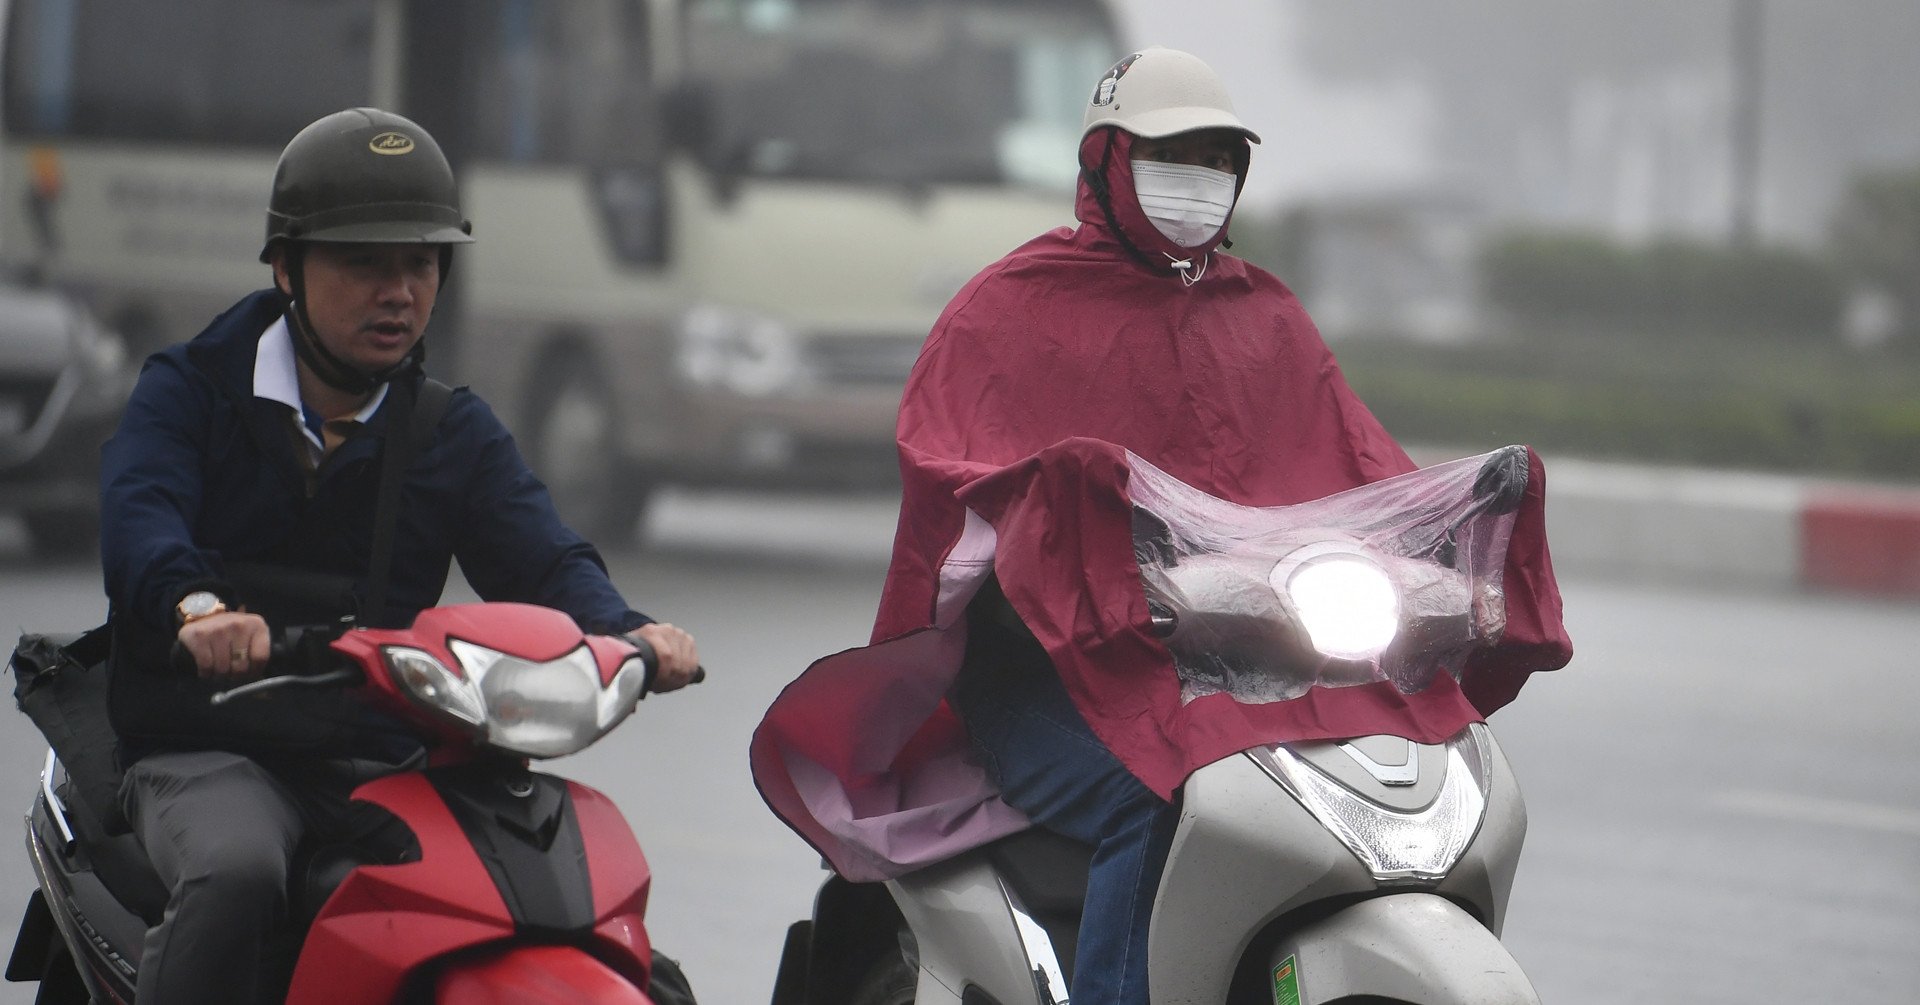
[
  {"x1": 385, "y1": 641, "x2": 649, "y2": 759},
  {"x1": 676, "y1": 305, "x2": 801, "y2": 397},
  {"x1": 1277, "y1": 552, "x2": 1400, "y2": 658},
  {"x1": 1252, "y1": 725, "x2": 1493, "y2": 882}
]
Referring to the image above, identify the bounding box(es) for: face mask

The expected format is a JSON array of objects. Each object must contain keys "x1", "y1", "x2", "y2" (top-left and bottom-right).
[{"x1": 1130, "y1": 160, "x2": 1238, "y2": 247}]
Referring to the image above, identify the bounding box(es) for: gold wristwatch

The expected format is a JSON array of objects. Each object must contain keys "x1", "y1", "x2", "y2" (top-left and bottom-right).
[{"x1": 176, "y1": 590, "x2": 228, "y2": 626}]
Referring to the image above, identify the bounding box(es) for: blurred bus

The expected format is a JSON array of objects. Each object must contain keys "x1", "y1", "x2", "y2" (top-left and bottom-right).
[{"x1": 0, "y1": 0, "x2": 1119, "y2": 541}]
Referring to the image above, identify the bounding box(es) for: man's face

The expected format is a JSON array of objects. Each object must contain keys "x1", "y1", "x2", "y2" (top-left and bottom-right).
[
  {"x1": 1133, "y1": 129, "x2": 1242, "y2": 175},
  {"x1": 275, "y1": 242, "x2": 439, "y2": 375}
]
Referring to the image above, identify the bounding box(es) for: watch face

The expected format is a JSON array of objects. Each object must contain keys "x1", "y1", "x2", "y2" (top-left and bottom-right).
[{"x1": 180, "y1": 592, "x2": 221, "y2": 619}]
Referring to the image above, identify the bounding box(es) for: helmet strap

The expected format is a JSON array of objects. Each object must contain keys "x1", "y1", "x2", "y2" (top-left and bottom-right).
[{"x1": 282, "y1": 244, "x2": 424, "y2": 397}]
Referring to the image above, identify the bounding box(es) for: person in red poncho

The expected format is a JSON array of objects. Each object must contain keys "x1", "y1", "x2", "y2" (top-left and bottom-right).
[{"x1": 752, "y1": 47, "x2": 1572, "y2": 1003}]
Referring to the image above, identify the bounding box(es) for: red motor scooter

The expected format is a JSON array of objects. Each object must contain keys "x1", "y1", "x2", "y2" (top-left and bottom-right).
[{"x1": 7, "y1": 601, "x2": 696, "y2": 1003}]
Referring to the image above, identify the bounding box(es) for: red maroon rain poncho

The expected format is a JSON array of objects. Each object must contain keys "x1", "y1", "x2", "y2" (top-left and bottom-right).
[{"x1": 752, "y1": 129, "x2": 1572, "y2": 881}]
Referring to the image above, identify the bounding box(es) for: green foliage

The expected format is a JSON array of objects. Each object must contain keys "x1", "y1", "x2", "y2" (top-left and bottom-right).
[
  {"x1": 1332, "y1": 334, "x2": 1920, "y2": 480},
  {"x1": 1831, "y1": 164, "x2": 1920, "y2": 342},
  {"x1": 1478, "y1": 229, "x2": 1844, "y2": 340}
]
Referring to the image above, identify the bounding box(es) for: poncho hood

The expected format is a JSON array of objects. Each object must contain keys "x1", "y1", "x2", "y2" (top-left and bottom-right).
[{"x1": 1072, "y1": 126, "x2": 1248, "y2": 276}]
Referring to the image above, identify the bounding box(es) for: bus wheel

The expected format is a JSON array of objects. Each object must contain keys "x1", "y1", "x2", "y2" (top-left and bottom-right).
[{"x1": 531, "y1": 358, "x2": 651, "y2": 549}]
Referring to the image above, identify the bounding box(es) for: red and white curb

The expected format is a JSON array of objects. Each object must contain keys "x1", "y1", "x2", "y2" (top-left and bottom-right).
[
  {"x1": 1546, "y1": 458, "x2": 1920, "y2": 596},
  {"x1": 1802, "y1": 485, "x2": 1920, "y2": 595}
]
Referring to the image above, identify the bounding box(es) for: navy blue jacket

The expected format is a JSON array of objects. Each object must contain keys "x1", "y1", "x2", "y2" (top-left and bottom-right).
[{"x1": 101, "y1": 289, "x2": 650, "y2": 670}]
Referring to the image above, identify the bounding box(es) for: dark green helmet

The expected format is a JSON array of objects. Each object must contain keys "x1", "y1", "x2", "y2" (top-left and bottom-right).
[{"x1": 259, "y1": 107, "x2": 473, "y2": 262}]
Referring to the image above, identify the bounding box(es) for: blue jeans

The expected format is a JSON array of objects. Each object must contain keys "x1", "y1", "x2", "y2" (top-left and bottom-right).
[{"x1": 953, "y1": 612, "x2": 1177, "y2": 1005}]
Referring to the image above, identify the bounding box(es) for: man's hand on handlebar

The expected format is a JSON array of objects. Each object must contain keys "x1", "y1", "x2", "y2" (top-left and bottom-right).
[
  {"x1": 627, "y1": 622, "x2": 702, "y2": 693},
  {"x1": 177, "y1": 611, "x2": 272, "y2": 680}
]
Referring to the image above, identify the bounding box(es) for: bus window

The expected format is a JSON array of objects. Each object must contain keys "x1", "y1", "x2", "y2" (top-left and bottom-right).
[
  {"x1": 412, "y1": 0, "x2": 664, "y2": 265},
  {"x1": 449, "y1": 0, "x2": 657, "y2": 166},
  {"x1": 3, "y1": 0, "x2": 374, "y2": 145},
  {"x1": 680, "y1": 0, "x2": 1112, "y2": 190}
]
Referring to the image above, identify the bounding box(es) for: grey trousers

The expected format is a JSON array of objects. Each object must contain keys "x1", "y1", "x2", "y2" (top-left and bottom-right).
[{"x1": 118, "y1": 750, "x2": 406, "y2": 1005}]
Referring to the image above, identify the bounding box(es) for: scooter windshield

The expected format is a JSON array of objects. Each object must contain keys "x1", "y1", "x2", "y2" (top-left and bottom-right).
[{"x1": 1130, "y1": 446, "x2": 1527, "y2": 705}]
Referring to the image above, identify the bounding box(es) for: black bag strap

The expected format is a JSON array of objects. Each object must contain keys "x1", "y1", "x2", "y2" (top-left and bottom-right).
[
  {"x1": 363, "y1": 377, "x2": 453, "y2": 626},
  {"x1": 64, "y1": 622, "x2": 114, "y2": 671}
]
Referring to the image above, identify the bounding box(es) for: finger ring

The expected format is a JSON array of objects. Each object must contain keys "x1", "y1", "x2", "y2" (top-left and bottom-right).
[{"x1": 231, "y1": 649, "x2": 247, "y2": 662}]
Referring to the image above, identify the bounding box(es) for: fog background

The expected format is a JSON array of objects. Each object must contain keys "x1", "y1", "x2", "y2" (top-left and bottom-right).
[{"x1": 1127, "y1": 0, "x2": 1920, "y2": 244}]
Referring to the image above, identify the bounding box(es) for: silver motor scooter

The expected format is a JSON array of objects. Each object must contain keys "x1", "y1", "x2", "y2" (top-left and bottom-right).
[{"x1": 771, "y1": 447, "x2": 1544, "y2": 1004}]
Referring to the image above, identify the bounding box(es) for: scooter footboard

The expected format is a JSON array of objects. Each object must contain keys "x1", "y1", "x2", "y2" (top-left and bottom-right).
[
  {"x1": 1267, "y1": 894, "x2": 1539, "y2": 1005},
  {"x1": 434, "y1": 944, "x2": 652, "y2": 1004}
]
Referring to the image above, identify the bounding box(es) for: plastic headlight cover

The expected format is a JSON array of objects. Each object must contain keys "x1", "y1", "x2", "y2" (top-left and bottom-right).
[
  {"x1": 385, "y1": 646, "x2": 487, "y2": 728},
  {"x1": 1255, "y1": 726, "x2": 1492, "y2": 882},
  {"x1": 450, "y1": 639, "x2": 606, "y2": 759}
]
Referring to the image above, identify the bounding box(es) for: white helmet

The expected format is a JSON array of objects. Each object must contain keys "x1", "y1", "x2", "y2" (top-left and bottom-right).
[{"x1": 1082, "y1": 47, "x2": 1261, "y2": 143}]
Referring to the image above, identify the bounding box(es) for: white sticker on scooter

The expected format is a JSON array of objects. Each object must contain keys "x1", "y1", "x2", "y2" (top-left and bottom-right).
[{"x1": 1272, "y1": 954, "x2": 1302, "y2": 1005}]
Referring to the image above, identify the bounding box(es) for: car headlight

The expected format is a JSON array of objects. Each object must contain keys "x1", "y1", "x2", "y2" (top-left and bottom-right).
[
  {"x1": 1251, "y1": 725, "x2": 1493, "y2": 883},
  {"x1": 384, "y1": 641, "x2": 649, "y2": 758},
  {"x1": 676, "y1": 305, "x2": 802, "y2": 396},
  {"x1": 1271, "y1": 545, "x2": 1400, "y2": 659}
]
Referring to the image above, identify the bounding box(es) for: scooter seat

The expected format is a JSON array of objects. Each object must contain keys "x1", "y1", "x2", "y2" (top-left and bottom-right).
[
  {"x1": 59, "y1": 779, "x2": 169, "y2": 926},
  {"x1": 982, "y1": 827, "x2": 1093, "y2": 915},
  {"x1": 56, "y1": 782, "x2": 397, "y2": 933},
  {"x1": 980, "y1": 828, "x2": 1094, "y2": 984}
]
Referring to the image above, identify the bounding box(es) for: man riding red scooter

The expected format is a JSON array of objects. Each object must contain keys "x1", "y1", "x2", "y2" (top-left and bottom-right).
[{"x1": 7, "y1": 107, "x2": 702, "y2": 1004}]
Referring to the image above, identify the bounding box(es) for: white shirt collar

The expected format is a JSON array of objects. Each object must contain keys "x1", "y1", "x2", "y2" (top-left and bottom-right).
[
  {"x1": 254, "y1": 314, "x2": 389, "y2": 454},
  {"x1": 253, "y1": 315, "x2": 303, "y2": 412}
]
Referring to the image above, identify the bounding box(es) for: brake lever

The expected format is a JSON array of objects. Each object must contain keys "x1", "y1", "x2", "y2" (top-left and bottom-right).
[
  {"x1": 1423, "y1": 493, "x2": 1498, "y2": 569},
  {"x1": 172, "y1": 623, "x2": 359, "y2": 705},
  {"x1": 210, "y1": 667, "x2": 364, "y2": 705}
]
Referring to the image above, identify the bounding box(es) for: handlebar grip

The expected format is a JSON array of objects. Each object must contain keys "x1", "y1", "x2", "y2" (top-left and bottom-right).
[
  {"x1": 621, "y1": 634, "x2": 705, "y2": 692},
  {"x1": 166, "y1": 639, "x2": 277, "y2": 675},
  {"x1": 170, "y1": 625, "x2": 347, "y2": 678},
  {"x1": 625, "y1": 634, "x2": 658, "y2": 670}
]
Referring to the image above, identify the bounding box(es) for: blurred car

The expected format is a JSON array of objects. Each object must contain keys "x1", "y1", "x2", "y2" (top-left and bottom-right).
[{"x1": 0, "y1": 282, "x2": 132, "y2": 558}]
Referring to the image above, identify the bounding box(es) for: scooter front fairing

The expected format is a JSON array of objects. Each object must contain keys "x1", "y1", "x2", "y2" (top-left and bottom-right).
[
  {"x1": 1148, "y1": 725, "x2": 1533, "y2": 1003},
  {"x1": 1129, "y1": 448, "x2": 1540, "y2": 1002},
  {"x1": 284, "y1": 770, "x2": 655, "y2": 1004}
]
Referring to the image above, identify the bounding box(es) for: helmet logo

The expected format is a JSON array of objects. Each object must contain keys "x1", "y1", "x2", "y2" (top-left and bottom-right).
[
  {"x1": 369, "y1": 132, "x2": 416, "y2": 156},
  {"x1": 1091, "y1": 52, "x2": 1143, "y2": 107}
]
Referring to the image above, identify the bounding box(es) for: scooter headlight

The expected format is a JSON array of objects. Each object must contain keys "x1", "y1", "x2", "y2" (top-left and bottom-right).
[
  {"x1": 1273, "y1": 549, "x2": 1400, "y2": 659},
  {"x1": 384, "y1": 646, "x2": 487, "y2": 728},
  {"x1": 385, "y1": 641, "x2": 647, "y2": 759}
]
